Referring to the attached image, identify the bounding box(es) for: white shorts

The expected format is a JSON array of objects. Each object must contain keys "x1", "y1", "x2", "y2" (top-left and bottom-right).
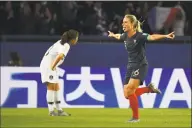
[{"x1": 40, "y1": 64, "x2": 59, "y2": 84}]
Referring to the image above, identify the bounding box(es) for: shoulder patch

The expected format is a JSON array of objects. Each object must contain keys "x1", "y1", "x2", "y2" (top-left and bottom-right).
[
  {"x1": 121, "y1": 33, "x2": 125, "y2": 37},
  {"x1": 142, "y1": 33, "x2": 148, "y2": 36}
]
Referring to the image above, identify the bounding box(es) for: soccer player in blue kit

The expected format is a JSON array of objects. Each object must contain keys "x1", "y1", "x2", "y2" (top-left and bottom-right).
[{"x1": 108, "y1": 14, "x2": 175, "y2": 122}]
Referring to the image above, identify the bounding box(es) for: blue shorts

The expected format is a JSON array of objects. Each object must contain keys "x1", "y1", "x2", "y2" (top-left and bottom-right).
[{"x1": 124, "y1": 64, "x2": 148, "y2": 85}]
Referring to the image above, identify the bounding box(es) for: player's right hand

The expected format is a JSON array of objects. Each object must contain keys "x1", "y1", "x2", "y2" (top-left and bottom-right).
[
  {"x1": 108, "y1": 31, "x2": 115, "y2": 37},
  {"x1": 166, "y1": 31, "x2": 175, "y2": 39},
  {"x1": 51, "y1": 67, "x2": 56, "y2": 71}
]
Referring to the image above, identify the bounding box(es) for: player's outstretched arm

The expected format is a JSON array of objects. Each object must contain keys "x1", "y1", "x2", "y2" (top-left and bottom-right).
[
  {"x1": 147, "y1": 32, "x2": 175, "y2": 41},
  {"x1": 51, "y1": 53, "x2": 64, "y2": 70},
  {"x1": 108, "y1": 31, "x2": 122, "y2": 40}
]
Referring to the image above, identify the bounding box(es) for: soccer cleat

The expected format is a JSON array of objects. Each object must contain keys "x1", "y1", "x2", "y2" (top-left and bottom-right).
[
  {"x1": 49, "y1": 111, "x2": 57, "y2": 116},
  {"x1": 126, "y1": 118, "x2": 140, "y2": 123},
  {"x1": 148, "y1": 83, "x2": 162, "y2": 94},
  {"x1": 57, "y1": 110, "x2": 71, "y2": 116}
]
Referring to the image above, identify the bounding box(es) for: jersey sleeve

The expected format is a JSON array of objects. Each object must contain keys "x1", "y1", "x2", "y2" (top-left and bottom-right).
[
  {"x1": 140, "y1": 33, "x2": 149, "y2": 41},
  {"x1": 120, "y1": 33, "x2": 127, "y2": 41},
  {"x1": 58, "y1": 43, "x2": 70, "y2": 56}
]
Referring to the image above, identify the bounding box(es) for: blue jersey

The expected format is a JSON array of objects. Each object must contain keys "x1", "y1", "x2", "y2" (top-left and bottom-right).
[{"x1": 120, "y1": 32, "x2": 149, "y2": 66}]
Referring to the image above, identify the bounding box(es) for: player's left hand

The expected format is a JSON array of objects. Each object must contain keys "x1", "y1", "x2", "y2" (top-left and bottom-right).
[
  {"x1": 166, "y1": 31, "x2": 175, "y2": 39},
  {"x1": 108, "y1": 31, "x2": 115, "y2": 37}
]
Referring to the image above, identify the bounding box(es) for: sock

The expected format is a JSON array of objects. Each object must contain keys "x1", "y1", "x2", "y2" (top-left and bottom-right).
[
  {"x1": 54, "y1": 91, "x2": 63, "y2": 111},
  {"x1": 135, "y1": 87, "x2": 151, "y2": 96},
  {"x1": 128, "y1": 93, "x2": 139, "y2": 119},
  {"x1": 47, "y1": 90, "x2": 54, "y2": 112}
]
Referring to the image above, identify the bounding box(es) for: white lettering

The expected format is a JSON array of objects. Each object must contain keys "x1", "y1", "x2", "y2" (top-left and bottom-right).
[
  {"x1": 111, "y1": 68, "x2": 129, "y2": 108},
  {"x1": 160, "y1": 69, "x2": 191, "y2": 108},
  {"x1": 140, "y1": 68, "x2": 163, "y2": 108},
  {"x1": 1, "y1": 67, "x2": 39, "y2": 108},
  {"x1": 66, "y1": 67, "x2": 105, "y2": 107}
]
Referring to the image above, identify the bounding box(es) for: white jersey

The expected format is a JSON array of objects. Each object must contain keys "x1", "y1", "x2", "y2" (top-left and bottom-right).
[{"x1": 40, "y1": 40, "x2": 70, "y2": 68}]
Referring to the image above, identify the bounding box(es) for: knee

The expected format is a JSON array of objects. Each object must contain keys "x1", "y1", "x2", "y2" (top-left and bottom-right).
[
  {"x1": 124, "y1": 84, "x2": 135, "y2": 99},
  {"x1": 124, "y1": 93, "x2": 129, "y2": 99}
]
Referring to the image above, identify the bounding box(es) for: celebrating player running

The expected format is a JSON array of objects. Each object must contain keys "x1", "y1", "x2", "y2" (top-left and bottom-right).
[{"x1": 108, "y1": 14, "x2": 175, "y2": 122}]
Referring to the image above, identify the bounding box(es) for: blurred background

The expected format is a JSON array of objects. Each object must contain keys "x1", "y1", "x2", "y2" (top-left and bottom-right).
[{"x1": 0, "y1": 1, "x2": 192, "y2": 36}]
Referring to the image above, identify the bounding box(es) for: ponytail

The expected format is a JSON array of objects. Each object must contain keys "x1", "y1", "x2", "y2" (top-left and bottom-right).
[{"x1": 136, "y1": 20, "x2": 143, "y2": 32}]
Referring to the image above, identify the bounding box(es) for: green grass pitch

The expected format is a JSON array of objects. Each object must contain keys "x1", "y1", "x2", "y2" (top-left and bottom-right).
[{"x1": 1, "y1": 108, "x2": 191, "y2": 128}]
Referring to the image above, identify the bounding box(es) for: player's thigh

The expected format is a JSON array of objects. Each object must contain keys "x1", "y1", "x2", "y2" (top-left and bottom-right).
[
  {"x1": 124, "y1": 68, "x2": 132, "y2": 85},
  {"x1": 46, "y1": 82, "x2": 60, "y2": 91},
  {"x1": 123, "y1": 78, "x2": 140, "y2": 97},
  {"x1": 124, "y1": 78, "x2": 140, "y2": 91},
  {"x1": 123, "y1": 68, "x2": 138, "y2": 95},
  {"x1": 124, "y1": 67, "x2": 140, "y2": 87},
  {"x1": 130, "y1": 64, "x2": 148, "y2": 85},
  {"x1": 123, "y1": 64, "x2": 148, "y2": 95},
  {"x1": 54, "y1": 83, "x2": 60, "y2": 91},
  {"x1": 46, "y1": 82, "x2": 55, "y2": 90}
]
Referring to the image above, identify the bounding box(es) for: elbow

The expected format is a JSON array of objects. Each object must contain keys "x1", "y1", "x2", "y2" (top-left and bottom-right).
[
  {"x1": 117, "y1": 35, "x2": 121, "y2": 40},
  {"x1": 148, "y1": 35, "x2": 154, "y2": 41}
]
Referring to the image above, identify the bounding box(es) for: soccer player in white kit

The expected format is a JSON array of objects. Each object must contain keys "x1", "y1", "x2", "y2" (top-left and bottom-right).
[{"x1": 40, "y1": 29, "x2": 79, "y2": 116}]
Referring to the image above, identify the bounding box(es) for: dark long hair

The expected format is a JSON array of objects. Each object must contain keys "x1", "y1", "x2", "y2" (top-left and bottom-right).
[{"x1": 61, "y1": 29, "x2": 79, "y2": 45}]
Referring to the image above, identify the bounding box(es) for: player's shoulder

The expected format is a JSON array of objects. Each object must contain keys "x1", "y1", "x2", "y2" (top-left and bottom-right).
[
  {"x1": 136, "y1": 32, "x2": 143, "y2": 36},
  {"x1": 64, "y1": 42, "x2": 70, "y2": 46},
  {"x1": 120, "y1": 32, "x2": 128, "y2": 40},
  {"x1": 55, "y1": 40, "x2": 70, "y2": 48},
  {"x1": 136, "y1": 32, "x2": 148, "y2": 39},
  {"x1": 54, "y1": 40, "x2": 62, "y2": 45},
  {"x1": 121, "y1": 32, "x2": 126, "y2": 36},
  {"x1": 60, "y1": 43, "x2": 70, "y2": 52},
  {"x1": 138, "y1": 32, "x2": 149, "y2": 36},
  {"x1": 63, "y1": 43, "x2": 70, "y2": 49},
  {"x1": 55, "y1": 40, "x2": 69, "y2": 47},
  {"x1": 121, "y1": 32, "x2": 128, "y2": 37}
]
